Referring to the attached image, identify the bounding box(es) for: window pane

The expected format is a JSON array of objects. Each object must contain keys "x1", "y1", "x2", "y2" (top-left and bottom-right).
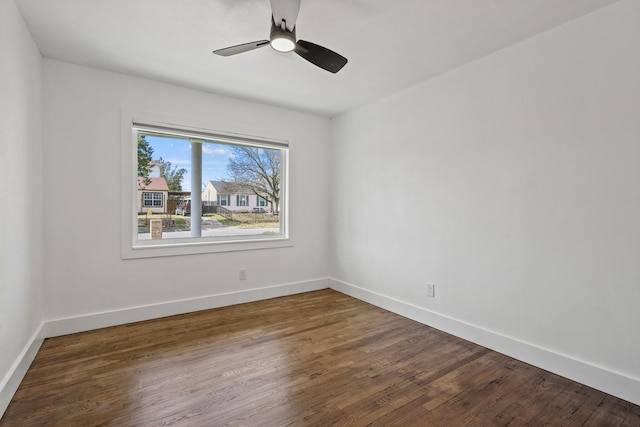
[
  {"x1": 237, "y1": 195, "x2": 248, "y2": 207},
  {"x1": 142, "y1": 192, "x2": 163, "y2": 208},
  {"x1": 135, "y1": 127, "x2": 285, "y2": 245}
]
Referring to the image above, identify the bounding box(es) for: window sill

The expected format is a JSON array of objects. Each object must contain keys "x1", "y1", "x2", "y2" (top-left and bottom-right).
[{"x1": 123, "y1": 235, "x2": 292, "y2": 259}]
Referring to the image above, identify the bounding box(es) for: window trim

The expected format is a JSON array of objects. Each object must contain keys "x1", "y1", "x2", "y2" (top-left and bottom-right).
[{"x1": 121, "y1": 111, "x2": 292, "y2": 259}]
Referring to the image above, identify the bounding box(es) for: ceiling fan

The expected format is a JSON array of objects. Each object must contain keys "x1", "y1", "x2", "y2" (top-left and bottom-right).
[{"x1": 213, "y1": 0, "x2": 348, "y2": 73}]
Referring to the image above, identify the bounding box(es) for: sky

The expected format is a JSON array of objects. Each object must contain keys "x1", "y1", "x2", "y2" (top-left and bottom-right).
[{"x1": 145, "y1": 135, "x2": 233, "y2": 192}]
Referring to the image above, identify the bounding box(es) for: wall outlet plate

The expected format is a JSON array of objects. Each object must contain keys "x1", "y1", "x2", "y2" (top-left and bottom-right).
[{"x1": 427, "y1": 284, "x2": 435, "y2": 298}]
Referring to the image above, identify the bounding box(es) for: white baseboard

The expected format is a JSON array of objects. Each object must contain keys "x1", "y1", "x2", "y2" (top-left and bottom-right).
[
  {"x1": 0, "y1": 324, "x2": 45, "y2": 418},
  {"x1": 329, "y1": 277, "x2": 640, "y2": 406},
  {"x1": 44, "y1": 278, "x2": 329, "y2": 338}
]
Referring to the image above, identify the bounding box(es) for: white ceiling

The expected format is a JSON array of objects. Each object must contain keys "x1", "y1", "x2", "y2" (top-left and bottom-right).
[{"x1": 16, "y1": 0, "x2": 619, "y2": 117}]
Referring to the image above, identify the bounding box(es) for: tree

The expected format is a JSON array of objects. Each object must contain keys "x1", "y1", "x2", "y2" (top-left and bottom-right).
[
  {"x1": 226, "y1": 146, "x2": 281, "y2": 212},
  {"x1": 137, "y1": 135, "x2": 154, "y2": 186},
  {"x1": 157, "y1": 157, "x2": 187, "y2": 192}
]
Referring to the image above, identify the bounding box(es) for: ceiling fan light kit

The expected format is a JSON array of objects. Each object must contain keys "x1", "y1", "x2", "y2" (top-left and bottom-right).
[
  {"x1": 270, "y1": 20, "x2": 296, "y2": 53},
  {"x1": 212, "y1": 0, "x2": 347, "y2": 73}
]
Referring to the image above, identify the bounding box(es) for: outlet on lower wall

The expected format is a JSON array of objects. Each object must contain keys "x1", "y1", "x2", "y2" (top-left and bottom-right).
[
  {"x1": 239, "y1": 268, "x2": 247, "y2": 280},
  {"x1": 426, "y1": 283, "x2": 435, "y2": 298}
]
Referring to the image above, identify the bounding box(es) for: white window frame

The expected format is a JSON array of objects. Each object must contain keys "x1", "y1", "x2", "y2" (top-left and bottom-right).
[
  {"x1": 257, "y1": 196, "x2": 268, "y2": 207},
  {"x1": 217, "y1": 194, "x2": 230, "y2": 206},
  {"x1": 121, "y1": 111, "x2": 291, "y2": 259}
]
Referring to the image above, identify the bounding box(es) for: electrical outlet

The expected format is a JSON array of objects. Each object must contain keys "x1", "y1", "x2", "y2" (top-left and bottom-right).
[
  {"x1": 426, "y1": 284, "x2": 435, "y2": 298},
  {"x1": 239, "y1": 268, "x2": 247, "y2": 280}
]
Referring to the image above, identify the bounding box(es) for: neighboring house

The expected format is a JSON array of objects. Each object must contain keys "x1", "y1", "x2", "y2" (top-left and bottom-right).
[
  {"x1": 137, "y1": 176, "x2": 169, "y2": 214},
  {"x1": 202, "y1": 180, "x2": 270, "y2": 212}
]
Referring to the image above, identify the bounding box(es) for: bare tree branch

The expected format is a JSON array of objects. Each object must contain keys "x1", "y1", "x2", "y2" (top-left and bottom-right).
[{"x1": 227, "y1": 146, "x2": 281, "y2": 212}]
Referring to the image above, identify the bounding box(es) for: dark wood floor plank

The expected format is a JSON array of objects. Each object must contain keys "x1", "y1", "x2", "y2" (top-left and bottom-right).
[{"x1": 2, "y1": 289, "x2": 638, "y2": 426}]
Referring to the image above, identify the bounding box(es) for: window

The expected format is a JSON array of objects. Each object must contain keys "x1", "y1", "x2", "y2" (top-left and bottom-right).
[
  {"x1": 237, "y1": 195, "x2": 249, "y2": 207},
  {"x1": 257, "y1": 196, "x2": 268, "y2": 207},
  {"x1": 123, "y1": 116, "x2": 290, "y2": 258},
  {"x1": 142, "y1": 192, "x2": 163, "y2": 207}
]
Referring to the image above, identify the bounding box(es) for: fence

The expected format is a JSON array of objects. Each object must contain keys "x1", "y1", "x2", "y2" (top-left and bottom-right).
[
  {"x1": 167, "y1": 199, "x2": 180, "y2": 214},
  {"x1": 213, "y1": 205, "x2": 233, "y2": 219},
  {"x1": 212, "y1": 206, "x2": 279, "y2": 224}
]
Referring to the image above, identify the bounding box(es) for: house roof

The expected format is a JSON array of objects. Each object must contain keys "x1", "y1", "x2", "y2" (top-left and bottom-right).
[
  {"x1": 138, "y1": 177, "x2": 169, "y2": 191},
  {"x1": 209, "y1": 180, "x2": 250, "y2": 195}
]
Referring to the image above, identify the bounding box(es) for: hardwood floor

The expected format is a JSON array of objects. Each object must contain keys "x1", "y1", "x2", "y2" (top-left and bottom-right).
[{"x1": 2, "y1": 289, "x2": 639, "y2": 426}]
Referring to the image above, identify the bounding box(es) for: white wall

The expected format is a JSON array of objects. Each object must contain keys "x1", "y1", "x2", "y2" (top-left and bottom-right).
[
  {"x1": 0, "y1": 0, "x2": 44, "y2": 413},
  {"x1": 330, "y1": 0, "x2": 640, "y2": 404},
  {"x1": 42, "y1": 59, "x2": 330, "y2": 327}
]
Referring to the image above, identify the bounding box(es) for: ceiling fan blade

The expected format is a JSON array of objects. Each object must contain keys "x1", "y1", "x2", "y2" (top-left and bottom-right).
[
  {"x1": 270, "y1": 0, "x2": 300, "y2": 31},
  {"x1": 213, "y1": 40, "x2": 270, "y2": 57},
  {"x1": 295, "y1": 40, "x2": 348, "y2": 73}
]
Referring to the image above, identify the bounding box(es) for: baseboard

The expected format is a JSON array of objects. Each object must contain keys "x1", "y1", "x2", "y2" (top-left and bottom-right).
[
  {"x1": 44, "y1": 278, "x2": 329, "y2": 338},
  {"x1": 329, "y1": 277, "x2": 640, "y2": 406},
  {"x1": 0, "y1": 324, "x2": 45, "y2": 418}
]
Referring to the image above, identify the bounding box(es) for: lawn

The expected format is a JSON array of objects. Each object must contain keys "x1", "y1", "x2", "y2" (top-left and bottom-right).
[
  {"x1": 204, "y1": 213, "x2": 279, "y2": 228},
  {"x1": 137, "y1": 214, "x2": 188, "y2": 232}
]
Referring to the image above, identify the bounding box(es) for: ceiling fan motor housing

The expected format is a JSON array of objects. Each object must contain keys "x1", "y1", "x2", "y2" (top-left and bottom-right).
[{"x1": 270, "y1": 19, "x2": 296, "y2": 52}]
